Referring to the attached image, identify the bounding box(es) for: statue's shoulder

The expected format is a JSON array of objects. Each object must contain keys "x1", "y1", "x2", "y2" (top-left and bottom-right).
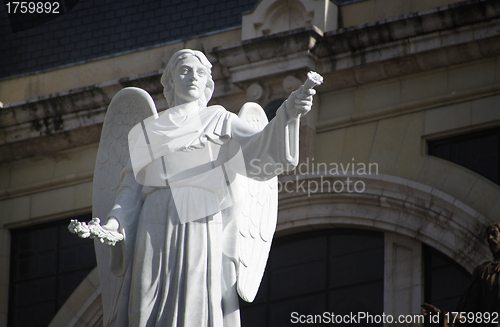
[
  {"x1": 205, "y1": 105, "x2": 238, "y2": 138},
  {"x1": 206, "y1": 104, "x2": 231, "y2": 115},
  {"x1": 206, "y1": 104, "x2": 240, "y2": 122}
]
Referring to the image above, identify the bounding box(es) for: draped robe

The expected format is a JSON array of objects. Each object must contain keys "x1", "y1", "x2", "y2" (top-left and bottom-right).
[{"x1": 102, "y1": 103, "x2": 300, "y2": 327}]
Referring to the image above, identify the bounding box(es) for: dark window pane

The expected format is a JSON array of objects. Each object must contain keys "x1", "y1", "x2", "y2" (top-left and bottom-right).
[
  {"x1": 264, "y1": 100, "x2": 284, "y2": 121},
  {"x1": 428, "y1": 127, "x2": 500, "y2": 185},
  {"x1": 11, "y1": 300, "x2": 56, "y2": 327},
  {"x1": 8, "y1": 215, "x2": 97, "y2": 327},
  {"x1": 240, "y1": 304, "x2": 267, "y2": 326},
  {"x1": 37, "y1": 252, "x2": 58, "y2": 276},
  {"x1": 240, "y1": 229, "x2": 384, "y2": 327},
  {"x1": 423, "y1": 244, "x2": 471, "y2": 326},
  {"x1": 270, "y1": 260, "x2": 326, "y2": 299},
  {"x1": 271, "y1": 234, "x2": 326, "y2": 268},
  {"x1": 328, "y1": 281, "x2": 385, "y2": 322},
  {"x1": 329, "y1": 232, "x2": 383, "y2": 256},
  {"x1": 270, "y1": 293, "x2": 326, "y2": 327},
  {"x1": 58, "y1": 270, "x2": 92, "y2": 307},
  {"x1": 329, "y1": 248, "x2": 384, "y2": 287}
]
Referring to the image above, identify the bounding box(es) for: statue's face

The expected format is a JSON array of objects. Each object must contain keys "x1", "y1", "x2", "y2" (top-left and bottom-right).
[
  {"x1": 488, "y1": 225, "x2": 500, "y2": 255},
  {"x1": 171, "y1": 55, "x2": 209, "y2": 105}
]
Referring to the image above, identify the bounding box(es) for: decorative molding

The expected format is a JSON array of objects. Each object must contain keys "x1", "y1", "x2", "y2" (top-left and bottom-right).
[
  {"x1": 282, "y1": 75, "x2": 303, "y2": 93},
  {"x1": 276, "y1": 173, "x2": 492, "y2": 273},
  {"x1": 214, "y1": 26, "x2": 322, "y2": 68},
  {"x1": 214, "y1": 1, "x2": 500, "y2": 86},
  {"x1": 242, "y1": 0, "x2": 338, "y2": 40},
  {"x1": 230, "y1": 51, "x2": 318, "y2": 83},
  {"x1": 246, "y1": 83, "x2": 264, "y2": 100},
  {"x1": 323, "y1": 1, "x2": 500, "y2": 54},
  {"x1": 0, "y1": 170, "x2": 94, "y2": 200}
]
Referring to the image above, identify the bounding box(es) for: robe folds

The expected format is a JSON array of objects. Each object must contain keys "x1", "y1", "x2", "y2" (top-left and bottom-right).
[{"x1": 103, "y1": 103, "x2": 299, "y2": 327}]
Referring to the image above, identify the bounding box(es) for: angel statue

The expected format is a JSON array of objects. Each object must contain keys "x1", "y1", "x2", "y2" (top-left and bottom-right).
[{"x1": 69, "y1": 49, "x2": 322, "y2": 327}]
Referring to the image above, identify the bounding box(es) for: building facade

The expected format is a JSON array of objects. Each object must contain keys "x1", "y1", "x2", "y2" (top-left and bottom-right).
[{"x1": 1, "y1": 0, "x2": 500, "y2": 326}]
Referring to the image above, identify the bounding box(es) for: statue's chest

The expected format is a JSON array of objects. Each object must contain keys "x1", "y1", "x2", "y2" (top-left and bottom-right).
[{"x1": 161, "y1": 141, "x2": 227, "y2": 181}]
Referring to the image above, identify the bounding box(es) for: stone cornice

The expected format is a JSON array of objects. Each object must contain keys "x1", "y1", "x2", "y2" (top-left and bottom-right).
[
  {"x1": 212, "y1": 0, "x2": 500, "y2": 85},
  {"x1": 322, "y1": 0, "x2": 500, "y2": 55},
  {"x1": 318, "y1": 19, "x2": 500, "y2": 89},
  {"x1": 0, "y1": 71, "x2": 162, "y2": 162},
  {"x1": 213, "y1": 26, "x2": 323, "y2": 68},
  {"x1": 0, "y1": 124, "x2": 102, "y2": 163}
]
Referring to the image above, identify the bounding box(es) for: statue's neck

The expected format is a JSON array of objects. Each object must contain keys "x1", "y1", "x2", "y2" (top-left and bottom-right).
[{"x1": 171, "y1": 101, "x2": 200, "y2": 116}]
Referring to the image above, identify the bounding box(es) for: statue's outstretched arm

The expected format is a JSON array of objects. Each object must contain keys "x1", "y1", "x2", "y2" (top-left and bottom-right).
[{"x1": 235, "y1": 72, "x2": 323, "y2": 303}]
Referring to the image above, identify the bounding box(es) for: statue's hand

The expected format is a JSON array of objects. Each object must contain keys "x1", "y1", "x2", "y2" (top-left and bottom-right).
[
  {"x1": 68, "y1": 217, "x2": 124, "y2": 246},
  {"x1": 68, "y1": 219, "x2": 92, "y2": 238},
  {"x1": 285, "y1": 86, "x2": 315, "y2": 119},
  {"x1": 284, "y1": 71, "x2": 322, "y2": 119}
]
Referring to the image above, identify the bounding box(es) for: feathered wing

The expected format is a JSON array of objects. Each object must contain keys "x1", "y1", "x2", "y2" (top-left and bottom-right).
[
  {"x1": 236, "y1": 102, "x2": 278, "y2": 302},
  {"x1": 93, "y1": 87, "x2": 158, "y2": 325}
]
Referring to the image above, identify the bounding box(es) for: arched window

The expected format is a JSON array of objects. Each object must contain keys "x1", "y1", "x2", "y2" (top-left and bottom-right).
[
  {"x1": 240, "y1": 229, "x2": 385, "y2": 326},
  {"x1": 428, "y1": 126, "x2": 500, "y2": 185},
  {"x1": 240, "y1": 228, "x2": 473, "y2": 327}
]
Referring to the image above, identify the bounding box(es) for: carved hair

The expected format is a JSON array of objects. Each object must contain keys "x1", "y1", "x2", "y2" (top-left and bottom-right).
[
  {"x1": 487, "y1": 222, "x2": 500, "y2": 235},
  {"x1": 161, "y1": 49, "x2": 215, "y2": 108}
]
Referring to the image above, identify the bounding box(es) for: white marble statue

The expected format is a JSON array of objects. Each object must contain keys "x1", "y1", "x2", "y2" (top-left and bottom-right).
[{"x1": 69, "y1": 49, "x2": 322, "y2": 327}]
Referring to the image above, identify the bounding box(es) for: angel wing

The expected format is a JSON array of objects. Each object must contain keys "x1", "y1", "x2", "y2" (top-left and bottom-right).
[
  {"x1": 236, "y1": 102, "x2": 278, "y2": 302},
  {"x1": 93, "y1": 87, "x2": 158, "y2": 325}
]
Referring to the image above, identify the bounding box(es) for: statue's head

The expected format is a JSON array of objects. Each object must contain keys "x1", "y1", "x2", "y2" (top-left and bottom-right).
[
  {"x1": 487, "y1": 223, "x2": 500, "y2": 256},
  {"x1": 161, "y1": 49, "x2": 215, "y2": 108}
]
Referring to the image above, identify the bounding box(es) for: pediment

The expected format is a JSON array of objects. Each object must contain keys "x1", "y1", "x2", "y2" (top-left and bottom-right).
[{"x1": 242, "y1": 0, "x2": 338, "y2": 40}]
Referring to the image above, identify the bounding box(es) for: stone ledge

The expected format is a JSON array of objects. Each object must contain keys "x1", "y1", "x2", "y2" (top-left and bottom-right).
[
  {"x1": 0, "y1": 124, "x2": 102, "y2": 162},
  {"x1": 316, "y1": 80, "x2": 500, "y2": 132},
  {"x1": 213, "y1": 26, "x2": 323, "y2": 68},
  {"x1": 324, "y1": 0, "x2": 500, "y2": 53},
  {"x1": 230, "y1": 51, "x2": 318, "y2": 83},
  {"x1": 0, "y1": 71, "x2": 161, "y2": 163},
  {"x1": 2, "y1": 106, "x2": 107, "y2": 145},
  {"x1": 0, "y1": 170, "x2": 94, "y2": 200},
  {"x1": 317, "y1": 21, "x2": 500, "y2": 87},
  {"x1": 0, "y1": 85, "x2": 114, "y2": 129}
]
